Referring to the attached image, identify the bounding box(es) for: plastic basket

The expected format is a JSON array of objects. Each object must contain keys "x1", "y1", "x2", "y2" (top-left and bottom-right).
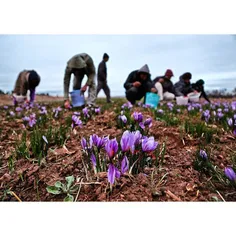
[
  {"x1": 70, "y1": 90, "x2": 85, "y2": 107},
  {"x1": 145, "y1": 92, "x2": 160, "y2": 108}
]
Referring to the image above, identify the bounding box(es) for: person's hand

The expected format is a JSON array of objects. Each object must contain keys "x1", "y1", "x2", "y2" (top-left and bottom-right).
[
  {"x1": 81, "y1": 84, "x2": 88, "y2": 92},
  {"x1": 151, "y1": 88, "x2": 157, "y2": 93},
  {"x1": 64, "y1": 100, "x2": 71, "y2": 109},
  {"x1": 133, "y1": 81, "x2": 141, "y2": 87},
  {"x1": 159, "y1": 78, "x2": 164, "y2": 83},
  {"x1": 193, "y1": 90, "x2": 198, "y2": 94}
]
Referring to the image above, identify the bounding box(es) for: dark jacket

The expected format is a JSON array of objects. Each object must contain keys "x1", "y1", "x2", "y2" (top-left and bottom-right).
[
  {"x1": 97, "y1": 60, "x2": 107, "y2": 82},
  {"x1": 174, "y1": 74, "x2": 194, "y2": 96},
  {"x1": 153, "y1": 76, "x2": 175, "y2": 93},
  {"x1": 124, "y1": 70, "x2": 153, "y2": 92},
  {"x1": 192, "y1": 82, "x2": 211, "y2": 103}
]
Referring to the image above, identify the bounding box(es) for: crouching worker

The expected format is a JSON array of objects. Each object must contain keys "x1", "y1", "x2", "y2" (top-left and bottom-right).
[
  {"x1": 124, "y1": 64, "x2": 157, "y2": 105},
  {"x1": 192, "y1": 79, "x2": 211, "y2": 103},
  {"x1": 153, "y1": 69, "x2": 175, "y2": 101},
  {"x1": 12, "y1": 70, "x2": 40, "y2": 106},
  {"x1": 63, "y1": 53, "x2": 97, "y2": 108},
  {"x1": 174, "y1": 72, "x2": 200, "y2": 101}
]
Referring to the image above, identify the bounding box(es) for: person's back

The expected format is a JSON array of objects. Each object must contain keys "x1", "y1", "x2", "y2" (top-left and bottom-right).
[
  {"x1": 63, "y1": 52, "x2": 97, "y2": 107},
  {"x1": 174, "y1": 72, "x2": 193, "y2": 96},
  {"x1": 13, "y1": 70, "x2": 40, "y2": 105}
]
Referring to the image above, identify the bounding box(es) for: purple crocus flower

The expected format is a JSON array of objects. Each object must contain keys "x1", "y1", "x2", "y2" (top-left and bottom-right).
[
  {"x1": 133, "y1": 130, "x2": 142, "y2": 146},
  {"x1": 121, "y1": 156, "x2": 129, "y2": 174},
  {"x1": 107, "y1": 163, "x2": 120, "y2": 185},
  {"x1": 90, "y1": 134, "x2": 106, "y2": 148},
  {"x1": 120, "y1": 130, "x2": 135, "y2": 153},
  {"x1": 73, "y1": 112, "x2": 80, "y2": 116},
  {"x1": 167, "y1": 102, "x2": 174, "y2": 110},
  {"x1": 199, "y1": 150, "x2": 207, "y2": 160},
  {"x1": 202, "y1": 110, "x2": 210, "y2": 122},
  {"x1": 231, "y1": 102, "x2": 236, "y2": 110},
  {"x1": 157, "y1": 109, "x2": 164, "y2": 114},
  {"x1": 120, "y1": 115, "x2": 127, "y2": 124},
  {"x1": 28, "y1": 113, "x2": 37, "y2": 127},
  {"x1": 81, "y1": 137, "x2": 87, "y2": 150},
  {"x1": 15, "y1": 107, "x2": 23, "y2": 112},
  {"x1": 105, "y1": 138, "x2": 118, "y2": 158},
  {"x1": 227, "y1": 118, "x2": 233, "y2": 127},
  {"x1": 22, "y1": 116, "x2": 30, "y2": 122},
  {"x1": 91, "y1": 153, "x2": 97, "y2": 167},
  {"x1": 82, "y1": 107, "x2": 90, "y2": 118},
  {"x1": 96, "y1": 136, "x2": 106, "y2": 149},
  {"x1": 233, "y1": 129, "x2": 236, "y2": 136},
  {"x1": 139, "y1": 122, "x2": 145, "y2": 130},
  {"x1": 224, "y1": 167, "x2": 236, "y2": 182},
  {"x1": 217, "y1": 111, "x2": 224, "y2": 119},
  {"x1": 4, "y1": 106, "x2": 8, "y2": 109},
  {"x1": 234, "y1": 114, "x2": 236, "y2": 120},
  {"x1": 176, "y1": 109, "x2": 181, "y2": 113},
  {"x1": 144, "y1": 118, "x2": 152, "y2": 127},
  {"x1": 95, "y1": 107, "x2": 101, "y2": 114},
  {"x1": 133, "y1": 112, "x2": 143, "y2": 122},
  {"x1": 137, "y1": 101, "x2": 143, "y2": 107},
  {"x1": 53, "y1": 107, "x2": 62, "y2": 118},
  {"x1": 10, "y1": 111, "x2": 15, "y2": 116},
  {"x1": 40, "y1": 106, "x2": 47, "y2": 115},
  {"x1": 71, "y1": 115, "x2": 82, "y2": 129},
  {"x1": 141, "y1": 136, "x2": 158, "y2": 152}
]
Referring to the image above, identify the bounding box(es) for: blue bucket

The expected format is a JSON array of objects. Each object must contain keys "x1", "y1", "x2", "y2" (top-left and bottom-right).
[
  {"x1": 70, "y1": 90, "x2": 85, "y2": 107},
  {"x1": 145, "y1": 92, "x2": 160, "y2": 108}
]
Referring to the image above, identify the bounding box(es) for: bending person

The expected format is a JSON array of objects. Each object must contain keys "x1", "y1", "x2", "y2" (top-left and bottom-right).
[
  {"x1": 192, "y1": 79, "x2": 211, "y2": 103},
  {"x1": 12, "y1": 70, "x2": 40, "y2": 106},
  {"x1": 63, "y1": 53, "x2": 96, "y2": 107}
]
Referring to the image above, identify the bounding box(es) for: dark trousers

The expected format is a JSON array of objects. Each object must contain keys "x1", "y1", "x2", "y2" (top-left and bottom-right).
[
  {"x1": 96, "y1": 80, "x2": 111, "y2": 102},
  {"x1": 125, "y1": 87, "x2": 146, "y2": 105},
  {"x1": 73, "y1": 74, "x2": 84, "y2": 90}
]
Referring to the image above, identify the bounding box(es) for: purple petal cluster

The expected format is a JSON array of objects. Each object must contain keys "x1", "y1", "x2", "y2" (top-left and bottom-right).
[
  {"x1": 141, "y1": 136, "x2": 158, "y2": 152},
  {"x1": 199, "y1": 150, "x2": 208, "y2": 160},
  {"x1": 224, "y1": 167, "x2": 236, "y2": 182}
]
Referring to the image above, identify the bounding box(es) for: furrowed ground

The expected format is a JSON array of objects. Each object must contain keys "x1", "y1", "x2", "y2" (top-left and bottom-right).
[{"x1": 0, "y1": 95, "x2": 236, "y2": 201}]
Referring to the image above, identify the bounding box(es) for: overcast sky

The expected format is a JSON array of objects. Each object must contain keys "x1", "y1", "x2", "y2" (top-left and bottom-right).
[{"x1": 1, "y1": 35, "x2": 236, "y2": 95}]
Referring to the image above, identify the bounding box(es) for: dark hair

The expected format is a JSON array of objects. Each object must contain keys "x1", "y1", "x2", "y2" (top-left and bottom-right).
[
  {"x1": 182, "y1": 72, "x2": 192, "y2": 80},
  {"x1": 196, "y1": 79, "x2": 205, "y2": 85},
  {"x1": 103, "y1": 53, "x2": 109, "y2": 59},
  {"x1": 28, "y1": 70, "x2": 40, "y2": 88}
]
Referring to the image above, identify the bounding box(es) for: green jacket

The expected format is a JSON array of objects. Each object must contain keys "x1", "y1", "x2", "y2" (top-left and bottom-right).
[{"x1": 64, "y1": 53, "x2": 96, "y2": 99}]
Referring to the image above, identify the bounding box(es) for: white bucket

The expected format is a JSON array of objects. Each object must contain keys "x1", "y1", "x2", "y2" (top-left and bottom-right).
[
  {"x1": 70, "y1": 90, "x2": 85, "y2": 107},
  {"x1": 176, "y1": 96, "x2": 188, "y2": 105},
  {"x1": 189, "y1": 93, "x2": 200, "y2": 103}
]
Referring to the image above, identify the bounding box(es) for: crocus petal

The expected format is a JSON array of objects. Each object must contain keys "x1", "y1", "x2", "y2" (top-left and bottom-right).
[
  {"x1": 42, "y1": 135, "x2": 48, "y2": 144},
  {"x1": 91, "y1": 153, "x2": 97, "y2": 167},
  {"x1": 139, "y1": 122, "x2": 145, "y2": 130},
  {"x1": 81, "y1": 138, "x2": 87, "y2": 149},
  {"x1": 108, "y1": 164, "x2": 116, "y2": 185},
  {"x1": 121, "y1": 156, "x2": 129, "y2": 174}
]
